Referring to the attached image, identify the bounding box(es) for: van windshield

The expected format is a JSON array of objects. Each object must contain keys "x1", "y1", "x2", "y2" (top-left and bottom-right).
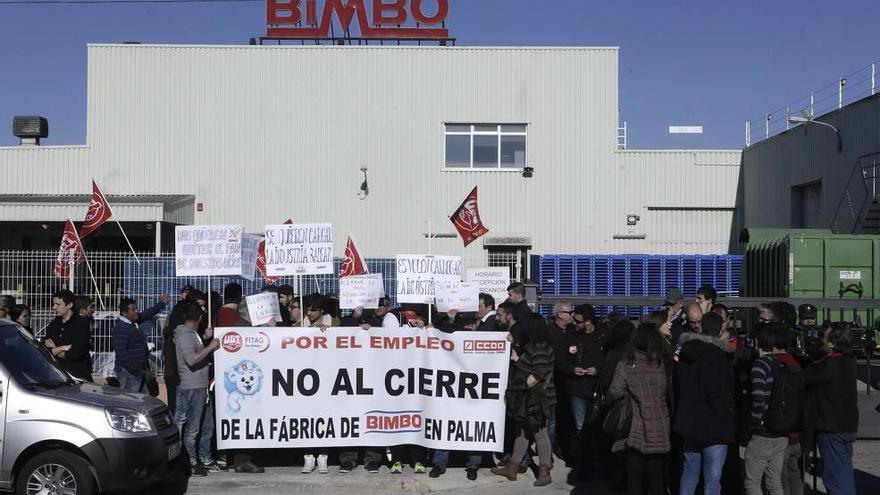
[{"x1": 0, "y1": 324, "x2": 71, "y2": 386}]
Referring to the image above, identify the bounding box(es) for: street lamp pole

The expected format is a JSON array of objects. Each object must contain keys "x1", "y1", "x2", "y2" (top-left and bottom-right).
[{"x1": 788, "y1": 116, "x2": 842, "y2": 153}]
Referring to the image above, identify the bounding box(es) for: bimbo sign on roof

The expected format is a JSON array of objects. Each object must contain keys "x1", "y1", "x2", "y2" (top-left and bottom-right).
[{"x1": 266, "y1": 0, "x2": 451, "y2": 40}]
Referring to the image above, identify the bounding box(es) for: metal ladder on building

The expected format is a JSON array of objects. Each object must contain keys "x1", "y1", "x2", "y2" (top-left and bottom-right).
[{"x1": 832, "y1": 152, "x2": 880, "y2": 234}]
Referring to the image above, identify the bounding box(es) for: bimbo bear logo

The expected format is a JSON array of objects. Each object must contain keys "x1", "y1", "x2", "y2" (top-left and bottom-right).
[{"x1": 224, "y1": 360, "x2": 264, "y2": 414}]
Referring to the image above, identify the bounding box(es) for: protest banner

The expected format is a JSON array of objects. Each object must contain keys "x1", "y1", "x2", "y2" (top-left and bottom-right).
[
  {"x1": 214, "y1": 327, "x2": 509, "y2": 451},
  {"x1": 434, "y1": 281, "x2": 479, "y2": 313},
  {"x1": 466, "y1": 266, "x2": 511, "y2": 306},
  {"x1": 339, "y1": 273, "x2": 384, "y2": 310},
  {"x1": 264, "y1": 223, "x2": 334, "y2": 276},
  {"x1": 395, "y1": 255, "x2": 462, "y2": 304},
  {"x1": 175, "y1": 225, "x2": 257, "y2": 278},
  {"x1": 246, "y1": 292, "x2": 283, "y2": 326}
]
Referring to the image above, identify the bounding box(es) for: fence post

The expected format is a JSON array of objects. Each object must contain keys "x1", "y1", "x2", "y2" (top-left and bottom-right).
[
  {"x1": 745, "y1": 121, "x2": 750, "y2": 147},
  {"x1": 873, "y1": 63, "x2": 876, "y2": 96},
  {"x1": 68, "y1": 247, "x2": 75, "y2": 290},
  {"x1": 839, "y1": 78, "x2": 846, "y2": 109},
  {"x1": 765, "y1": 114, "x2": 771, "y2": 139}
]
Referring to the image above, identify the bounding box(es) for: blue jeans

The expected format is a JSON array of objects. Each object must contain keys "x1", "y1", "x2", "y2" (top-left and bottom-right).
[
  {"x1": 174, "y1": 388, "x2": 214, "y2": 465},
  {"x1": 817, "y1": 432, "x2": 856, "y2": 495},
  {"x1": 115, "y1": 367, "x2": 144, "y2": 393},
  {"x1": 432, "y1": 450, "x2": 482, "y2": 470},
  {"x1": 570, "y1": 396, "x2": 590, "y2": 433},
  {"x1": 680, "y1": 441, "x2": 728, "y2": 495}
]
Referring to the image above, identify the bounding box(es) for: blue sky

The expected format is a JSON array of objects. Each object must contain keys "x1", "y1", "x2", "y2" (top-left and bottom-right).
[{"x1": 0, "y1": 0, "x2": 878, "y2": 148}]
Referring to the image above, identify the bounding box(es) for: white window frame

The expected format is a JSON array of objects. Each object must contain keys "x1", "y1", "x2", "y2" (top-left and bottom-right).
[{"x1": 443, "y1": 123, "x2": 527, "y2": 170}]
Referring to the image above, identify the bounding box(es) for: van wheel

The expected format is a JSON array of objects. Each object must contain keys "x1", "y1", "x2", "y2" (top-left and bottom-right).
[{"x1": 16, "y1": 450, "x2": 97, "y2": 495}]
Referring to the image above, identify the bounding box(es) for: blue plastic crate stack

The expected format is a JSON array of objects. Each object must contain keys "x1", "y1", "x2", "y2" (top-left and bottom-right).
[{"x1": 533, "y1": 254, "x2": 743, "y2": 318}]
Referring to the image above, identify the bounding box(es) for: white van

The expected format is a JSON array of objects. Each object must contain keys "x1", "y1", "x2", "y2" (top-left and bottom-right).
[{"x1": 0, "y1": 320, "x2": 180, "y2": 494}]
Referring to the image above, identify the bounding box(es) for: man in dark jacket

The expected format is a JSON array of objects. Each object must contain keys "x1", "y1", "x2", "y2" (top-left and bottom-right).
[
  {"x1": 674, "y1": 311, "x2": 736, "y2": 495},
  {"x1": 805, "y1": 325, "x2": 859, "y2": 495},
  {"x1": 476, "y1": 293, "x2": 499, "y2": 331},
  {"x1": 113, "y1": 293, "x2": 170, "y2": 392},
  {"x1": 45, "y1": 289, "x2": 93, "y2": 381},
  {"x1": 506, "y1": 282, "x2": 532, "y2": 327},
  {"x1": 559, "y1": 304, "x2": 604, "y2": 481}
]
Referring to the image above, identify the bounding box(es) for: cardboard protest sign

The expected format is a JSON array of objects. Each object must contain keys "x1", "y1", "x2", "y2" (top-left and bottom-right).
[
  {"x1": 395, "y1": 255, "x2": 462, "y2": 304},
  {"x1": 246, "y1": 292, "x2": 283, "y2": 326},
  {"x1": 175, "y1": 225, "x2": 257, "y2": 278},
  {"x1": 466, "y1": 267, "x2": 511, "y2": 307},
  {"x1": 239, "y1": 234, "x2": 261, "y2": 281},
  {"x1": 434, "y1": 281, "x2": 479, "y2": 313},
  {"x1": 264, "y1": 223, "x2": 334, "y2": 276},
  {"x1": 214, "y1": 327, "x2": 509, "y2": 450},
  {"x1": 339, "y1": 273, "x2": 385, "y2": 310}
]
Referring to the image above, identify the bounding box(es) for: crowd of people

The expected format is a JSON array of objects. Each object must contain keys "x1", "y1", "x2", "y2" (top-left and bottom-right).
[{"x1": 23, "y1": 281, "x2": 869, "y2": 493}]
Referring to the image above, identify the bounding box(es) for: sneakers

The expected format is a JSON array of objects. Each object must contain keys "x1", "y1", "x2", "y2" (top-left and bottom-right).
[
  {"x1": 339, "y1": 461, "x2": 356, "y2": 473},
  {"x1": 466, "y1": 468, "x2": 478, "y2": 481},
  {"x1": 365, "y1": 462, "x2": 380, "y2": 474},
  {"x1": 202, "y1": 461, "x2": 226, "y2": 473},
  {"x1": 317, "y1": 454, "x2": 329, "y2": 474},
  {"x1": 390, "y1": 461, "x2": 403, "y2": 474},
  {"x1": 413, "y1": 462, "x2": 426, "y2": 474},
  {"x1": 302, "y1": 455, "x2": 317, "y2": 474},
  {"x1": 190, "y1": 465, "x2": 209, "y2": 477},
  {"x1": 428, "y1": 466, "x2": 445, "y2": 478}
]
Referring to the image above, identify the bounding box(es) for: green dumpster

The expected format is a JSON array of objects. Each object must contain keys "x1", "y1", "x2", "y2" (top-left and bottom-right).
[{"x1": 741, "y1": 228, "x2": 879, "y2": 325}]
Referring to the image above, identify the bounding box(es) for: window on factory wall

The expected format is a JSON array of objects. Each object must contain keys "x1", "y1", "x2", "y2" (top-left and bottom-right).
[{"x1": 444, "y1": 124, "x2": 526, "y2": 169}]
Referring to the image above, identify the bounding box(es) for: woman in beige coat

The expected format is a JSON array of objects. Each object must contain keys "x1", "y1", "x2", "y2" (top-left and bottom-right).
[{"x1": 609, "y1": 322, "x2": 672, "y2": 495}]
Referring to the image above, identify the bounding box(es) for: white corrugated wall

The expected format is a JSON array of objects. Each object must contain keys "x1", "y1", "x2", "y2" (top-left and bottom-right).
[{"x1": 0, "y1": 44, "x2": 741, "y2": 256}]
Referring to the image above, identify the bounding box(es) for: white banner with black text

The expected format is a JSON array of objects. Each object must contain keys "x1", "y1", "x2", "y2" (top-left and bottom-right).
[{"x1": 214, "y1": 327, "x2": 509, "y2": 451}]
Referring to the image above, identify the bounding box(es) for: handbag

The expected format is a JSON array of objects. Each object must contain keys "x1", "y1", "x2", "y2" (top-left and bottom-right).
[
  {"x1": 602, "y1": 392, "x2": 632, "y2": 440},
  {"x1": 585, "y1": 381, "x2": 610, "y2": 427}
]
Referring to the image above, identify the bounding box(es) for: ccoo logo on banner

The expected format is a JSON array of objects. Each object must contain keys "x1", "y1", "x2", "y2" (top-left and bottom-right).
[{"x1": 213, "y1": 328, "x2": 509, "y2": 451}]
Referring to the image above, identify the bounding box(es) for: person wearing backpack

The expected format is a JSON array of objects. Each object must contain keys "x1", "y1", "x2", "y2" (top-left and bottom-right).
[
  {"x1": 674, "y1": 311, "x2": 736, "y2": 495},
  {"x1": 804, "y1": 325, "x2": 858, "y2": 495},
  {"x1": 744, "y1": 323, "x2": 805, "y2": 495}
]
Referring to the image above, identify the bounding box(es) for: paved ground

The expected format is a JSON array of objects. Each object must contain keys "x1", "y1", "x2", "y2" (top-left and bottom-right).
[
  {"x1": 120, "y1": 362, "x2": 880, "y2": 494},
  {"x1": 127, "y1": 440, "x2": 880, "y2": 495}
]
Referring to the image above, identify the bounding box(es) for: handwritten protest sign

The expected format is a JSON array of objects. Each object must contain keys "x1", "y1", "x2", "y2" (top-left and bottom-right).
[
  {"x1": 434, "y1": 281, "x2": 479, "y2": 313},
  {"x1": 264, "y1": 223, "x2": 334, "y2": 276},
  {"x1": 339, "y1": 273, "x2": 385, "y2": 310},
  {"x1": 175, "y1": 225, "x2": 256, "y2": 277},
  {"x1": 395, "y1": 255, "x2": 462, "y2": 304},
  {"x1": 239, "y1": 234, "x2": 261, "y2": 281},
  {"x1": 466, "y1": 267, "x2": 510, "y2": 306},
  {"x1": 246, "y1": 292, "x2": 283, "y2": 326}
]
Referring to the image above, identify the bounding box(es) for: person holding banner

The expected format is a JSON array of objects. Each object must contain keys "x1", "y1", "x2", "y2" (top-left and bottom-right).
[
  {"x1": 302, "y1": 297, "x2": 331, "y2": 474},
  {"x1": 277, "y1": 284, "x2": 295, "y2": 326},
  {"x1": 44, "y1": 289, "x2": 93, "y2": 382},
  {"x1": 476, "y1": 293, "x2": 500, "y2": 332},
  {"x1": 217, "y1": 283, "x2": 243, "y2": 327},
  {"x1": 492, "y1": 314, "x2": 556, "y2": 487}
]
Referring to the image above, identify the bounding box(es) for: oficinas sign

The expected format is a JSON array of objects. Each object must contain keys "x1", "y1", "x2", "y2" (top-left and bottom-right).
[{"x1": 266, "y1": 0, "x2": 450, "y2": 39}]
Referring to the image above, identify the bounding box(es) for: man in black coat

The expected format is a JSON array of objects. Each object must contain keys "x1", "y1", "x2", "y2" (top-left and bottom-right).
[
  {"x1": 475, "y1": 293, "x2": 499, "y2": 331},
  {"x1": 44, "y1": 289, "x2": 93, "y2": 381},
  {"x1": 674, "y1": 311, "x2": 736, "y2": 495},
  {"x1": 558, "y1": 304, "x2": 604, "y2": 481}
]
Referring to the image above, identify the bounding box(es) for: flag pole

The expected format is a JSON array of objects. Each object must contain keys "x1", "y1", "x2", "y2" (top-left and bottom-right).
[
  {"x1": 96, "y1": 182, "x2": 141, "y2": 265},
  {"x1": 427, "y1": 219, "x2": 433, "y2": 327},
  {"x1": 299, "y1": 275, "x2": 305, "y2": 328},
  {"x1": 69, "y1": 222, "x2": 106, "y2": 310}
]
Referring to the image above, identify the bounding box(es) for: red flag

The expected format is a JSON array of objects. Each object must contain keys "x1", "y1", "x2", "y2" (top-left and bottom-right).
[
  {"x1": 80, "y1": 180, "x2": 113, "y2": 239},
  {"x1": 341, "y1": 236, "x2": 368, "y2": 277},
  {"x1": 450, "y1": 186, "x2": 489, "y2": 247},
  {"x1": 54, "y1": 220, "x2": 85, "y2": 279},
  {"x1": 257, "y1": 219, "x2": 293, "y2": 284}
]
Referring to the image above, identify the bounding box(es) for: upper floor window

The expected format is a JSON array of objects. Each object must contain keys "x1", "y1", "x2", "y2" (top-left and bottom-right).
[{"x1": 445, "y1": 124, "x2": 526, "y2": 169}]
